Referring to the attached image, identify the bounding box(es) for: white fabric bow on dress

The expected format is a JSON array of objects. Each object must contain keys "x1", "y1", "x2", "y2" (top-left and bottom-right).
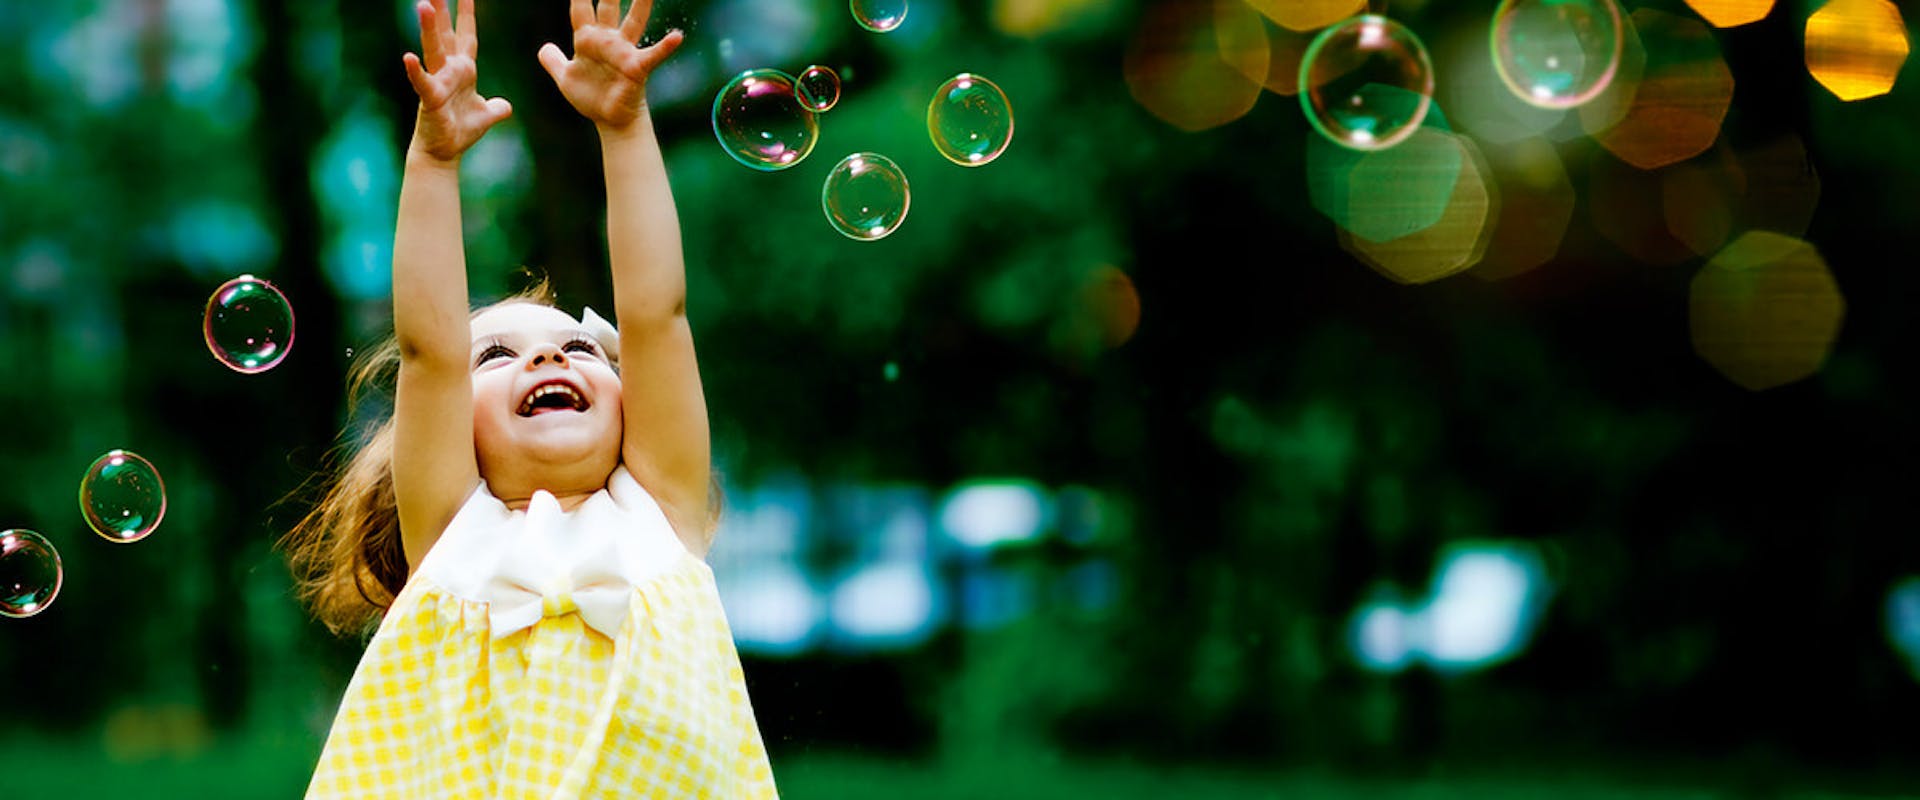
[
  {"x1": 481, "y1": 489, "x2": 632, "y2": 639},
  {"x1": 418, "y1": 466, "x2": 686, "y2": 641}
]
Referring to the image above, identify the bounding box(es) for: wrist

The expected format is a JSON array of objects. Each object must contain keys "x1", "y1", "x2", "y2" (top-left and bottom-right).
[
  {"x1": 406, "y1": 143, "x2": 463, "y2": 171},
  {"x1": 595, "y1": 108, "x2": 654, "y2": 144}
]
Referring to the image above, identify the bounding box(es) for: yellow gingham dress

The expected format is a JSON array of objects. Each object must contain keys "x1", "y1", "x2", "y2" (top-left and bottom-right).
[{"x1": 306, "y1": 467, "x2": 779, "y2": 799}]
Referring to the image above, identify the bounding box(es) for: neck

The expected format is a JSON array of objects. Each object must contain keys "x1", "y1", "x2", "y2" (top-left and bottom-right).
[
  {"x1": 501, "y1": 489, "x2": 597, "y2": 513},
  {"x1": 479, "y1": 457, "x2": 619, "y2": 513}
]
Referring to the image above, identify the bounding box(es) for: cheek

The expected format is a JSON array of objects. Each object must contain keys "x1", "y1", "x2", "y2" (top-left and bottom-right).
[
  {"x1": 471, "y1": 379, "x2": 509, "y2": 425},
  {"x1": 469, "y1": 398, "x2": 496, "y2": 439},
  {"x1": 593, "y1": 375, "x2": 624, "y2": 429},
  {"x1": 593, "y1": 372, "x2": 623, "y2": 407}
]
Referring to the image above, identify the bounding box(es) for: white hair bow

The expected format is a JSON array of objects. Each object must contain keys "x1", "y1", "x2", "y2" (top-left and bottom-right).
[{"x1": 580, "y1": 306, "x2": 620, "y2": 367}]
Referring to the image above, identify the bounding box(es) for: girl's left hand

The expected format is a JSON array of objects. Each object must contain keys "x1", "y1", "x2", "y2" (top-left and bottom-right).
[{"x1": 538, "y1": 0, "x2": 684, "y2": 132}]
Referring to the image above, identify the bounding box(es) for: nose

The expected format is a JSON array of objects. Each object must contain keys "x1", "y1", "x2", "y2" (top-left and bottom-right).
[{"x1": 525, "y1": 343, "x2": 568, "y2": 369}]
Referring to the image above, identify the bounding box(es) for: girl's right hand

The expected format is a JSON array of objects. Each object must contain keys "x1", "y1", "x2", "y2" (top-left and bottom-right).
[{"x1": 402, "y1": 0, "x2": 512, "y2": 163}]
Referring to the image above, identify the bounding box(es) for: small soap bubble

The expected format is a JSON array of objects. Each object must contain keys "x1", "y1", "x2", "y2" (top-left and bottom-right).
[
  {"x1": 712, "y1": 69, "x2": 819, "y2": 171},
  {"x1": 204, "y1": 275, "x2": 295, "y2": 374},
  {"x1": 852, "y1": 0, "x2": 908, "y2": 32},
  {"x1": 80, "y1": 449, "x2": 167, "y2": 544},
  {"x1": 798, "y1": 65, "x2": 842, "y2": 112},
  {"x1": 822, "y1": 152, "x2": 910, "y2": 241},
  {"x1": 1299, "y1": 14, "x2": 1436, "y2": 151},
  {"x1": 928, "y1": 73, "x2": 1014, "y2": 167},
  {"x1": 0, "y1": 529, "x2": 61, "y2": 619},
  {"x1": 1492, "y1": 0, "x2": 1625, "y2": 109}
]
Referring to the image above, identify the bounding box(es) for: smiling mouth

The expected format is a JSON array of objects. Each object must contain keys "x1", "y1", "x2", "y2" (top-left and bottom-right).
[{"x1": 517, "y1": 382, "x2": 590, "y2": 416}]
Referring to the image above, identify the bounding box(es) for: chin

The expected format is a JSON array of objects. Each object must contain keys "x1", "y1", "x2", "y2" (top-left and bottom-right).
[{"x1": 524, "y1": 434, "x2": 616, "y2": 467}]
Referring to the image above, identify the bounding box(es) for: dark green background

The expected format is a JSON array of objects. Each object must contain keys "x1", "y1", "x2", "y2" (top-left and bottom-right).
[{"x1": 3, "y1": 0, "x2": 1917, "y2": 796}]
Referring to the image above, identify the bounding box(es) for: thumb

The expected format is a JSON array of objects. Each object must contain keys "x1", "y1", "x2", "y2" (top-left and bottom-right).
[
  {"x1": 537, "y1": 42, "x2": 568, "y2": 82},
  {"x1": 485, "y1": 97, "x2": 513, "y2": 124}
]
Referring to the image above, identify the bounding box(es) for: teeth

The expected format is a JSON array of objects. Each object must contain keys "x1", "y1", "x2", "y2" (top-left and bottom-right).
[{"x1": 519, "y1": 383, "x2": 585, "y2": 414}]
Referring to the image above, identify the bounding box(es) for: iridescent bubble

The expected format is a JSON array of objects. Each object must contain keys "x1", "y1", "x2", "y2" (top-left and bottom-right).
[
  {"x1": 852, "y1": 0, "x2": 908, "y2": 33},
  {"x1": 822, "y1": 152, "x2": 910, "y2": 241},
  {"x1": 1299, "y1": 15, "x2": 1436, "y2": 151},
  {"x1": 80, "y1": 449, "x2": 167, "y2": 543},
  {"x1": 798, "y1": 65, "x2": 842, "y2": 112},
  {"x1": 1492, "y1": 0, "x2": 1625, "y2": 109},
  {"x1": 928, "y1": 73, "x2": 1014, "y2": 167},
  {"x1": 0, "y1": 529, "x2": 61, "y2": 619},
  {"x1": 204, "y1": 275, "x2": 294, "y2": 374},
  {"x1": 712, "y1": 69, "x2": 818, "y2": 171}
]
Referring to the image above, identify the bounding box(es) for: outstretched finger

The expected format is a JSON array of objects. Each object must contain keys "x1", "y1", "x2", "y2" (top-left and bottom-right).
[
  {"x1": 570, "y1": 0, "x2": 593, "y2": 30},
  {"x1": 596, "y1": 0, "x2": 620, "y2": 28},
  {"x1": 402, "y1": 52, "x2": 443, "y2": 104},
  {"x1": 629, "y1": 28, "x2": 683, "y2": 79},
  {"x1": 619, "y1": 0, "x2": 652, "y2": 43},
  {"x1": 431, "y1": 0, "x2": 457, "y2": 51},
  {"x1": 412, "y1": 2, "x2": 441, "y2": 70},
  {"x1": 456, "y1": 0, "x2": 478, "y2": 54},
  {"x1": 536, "y1": 42, "x2": 570, "y2": 84}
]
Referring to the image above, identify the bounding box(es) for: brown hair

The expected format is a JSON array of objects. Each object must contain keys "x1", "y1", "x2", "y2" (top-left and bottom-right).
[{"x1": 279, "y1": 278, "x2": 725, "y2": 637}]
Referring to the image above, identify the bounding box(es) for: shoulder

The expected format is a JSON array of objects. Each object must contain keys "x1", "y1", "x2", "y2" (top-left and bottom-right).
[
  {"x1": 412, "y1": 480, "x2": 507, "y2": 576},
  {"x1": 606, "y1": 465, "x2": 711, "y2": 557}
]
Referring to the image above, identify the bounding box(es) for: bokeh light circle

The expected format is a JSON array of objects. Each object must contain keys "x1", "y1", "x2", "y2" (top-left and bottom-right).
[
  {"x1": 80, "y1": 449, "x2": 167, "y2": 544},
  {"x1": 1305, "y1": 102, "x2": 1462, "y2": 244},
  {"x1": 0, "y1": 529, "x2": 61, "y2": 619},
  {"x1": 1299, "y1": 15, "x2": 1436, "y2": 151},
  {"x1": 853, "y1": 0, "x2": 908, "y2": 32},
  {"x1": 1471, "y1": 137, "x2": 1574, "y2": 280},
  {"x1": 1122, "y1": 0, "x2": 1267, "y2": 132},
  {"x1": 1244, "y1": 0, "x2": 1367, "y2": 33},
  {"x1": 1690, "y1": 232, "x2": 1845, "y2": 390},
  {"x1": 204, "y1": 274, "x2": 295, "y2": 374},
  {"x1": 1586, "y1": 9, "x2": 1733, "y2": 170},
  {"x1": 822, "y1": 152, "x2": 910, "y2": 241},
  {"x1": 928, "y1": 73, "x2": 1014, "y2": 167},
  {"x1": 1491, "y1": 0, "x2": 1625, "y2": 109},
  {"x1": 1686, "y1": 0, "x2": 1775, "y2": 28},
  {"x1": 1805, "y1": 0, "x2": 1911, "y2": 102},
  {"x1": 798, "y1": 65, "x2": 842, "y2": 112},
  {"x1": 1337, "y1": 131, "x2": 1497, "y2": 284},
  {"x1": 712, "y1": 69, "x2": 819, "y2": 171}
]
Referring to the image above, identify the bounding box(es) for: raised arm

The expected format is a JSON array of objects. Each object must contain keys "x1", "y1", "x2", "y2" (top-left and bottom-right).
[
  {"x1": 392, "y1": 0, "x2": 513, "y2": 573},
  {"x1": 538, "y1": 0, "x2": 712, "y2": 553}
]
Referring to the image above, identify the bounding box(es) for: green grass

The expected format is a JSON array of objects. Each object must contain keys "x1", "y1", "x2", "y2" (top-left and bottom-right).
[{"x1": 6, "y1": 730, "x2": 1914, "y2": 799}]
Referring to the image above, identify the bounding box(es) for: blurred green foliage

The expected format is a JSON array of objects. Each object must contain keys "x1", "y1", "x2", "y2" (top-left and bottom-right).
[{"x1": 3, "y1": 0, "x2": 1920, "y2": 794}]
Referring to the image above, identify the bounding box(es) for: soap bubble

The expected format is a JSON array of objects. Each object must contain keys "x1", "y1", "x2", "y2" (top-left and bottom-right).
[
  {"x1": 712, "y1": 69, "x2": 818, "y2": 171},
  {"x1": 822, "y1": 152, "x2": 910, "y2": 241},
  {"x1": 928, "y1": 73, "x2": 1014, "y2": 167},
  {"x1": 799, "y1": 65, "x2": 842, "y2": 112},
  {"x1": 0, "y1": 529, "x2": 61, "y2": 619},
  {"x1": 1299, "y1": 15, "x2": 1436, "y2": 150},
  {"x1": 204, "y1": 275, "x2": 295, "y2": 374},
  {"x1": 1491, "y1": 0, "x2": 1626, "y2": 109},
  {"x1": 852, "y1": 0, "x2": 908, "y2": 32},
  {"x1": 80, "y1": 449, "x2": 167, "y2": 543}
]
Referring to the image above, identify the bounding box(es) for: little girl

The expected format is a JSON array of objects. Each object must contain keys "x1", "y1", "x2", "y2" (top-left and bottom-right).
[{"x1": 278, "y1": 0, "x2": 778, "y2": 796}]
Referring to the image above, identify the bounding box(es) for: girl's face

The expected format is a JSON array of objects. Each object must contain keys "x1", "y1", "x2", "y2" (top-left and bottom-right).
[{"x1": 468, "y1": 303, "x2": 622, "y2": 494}]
